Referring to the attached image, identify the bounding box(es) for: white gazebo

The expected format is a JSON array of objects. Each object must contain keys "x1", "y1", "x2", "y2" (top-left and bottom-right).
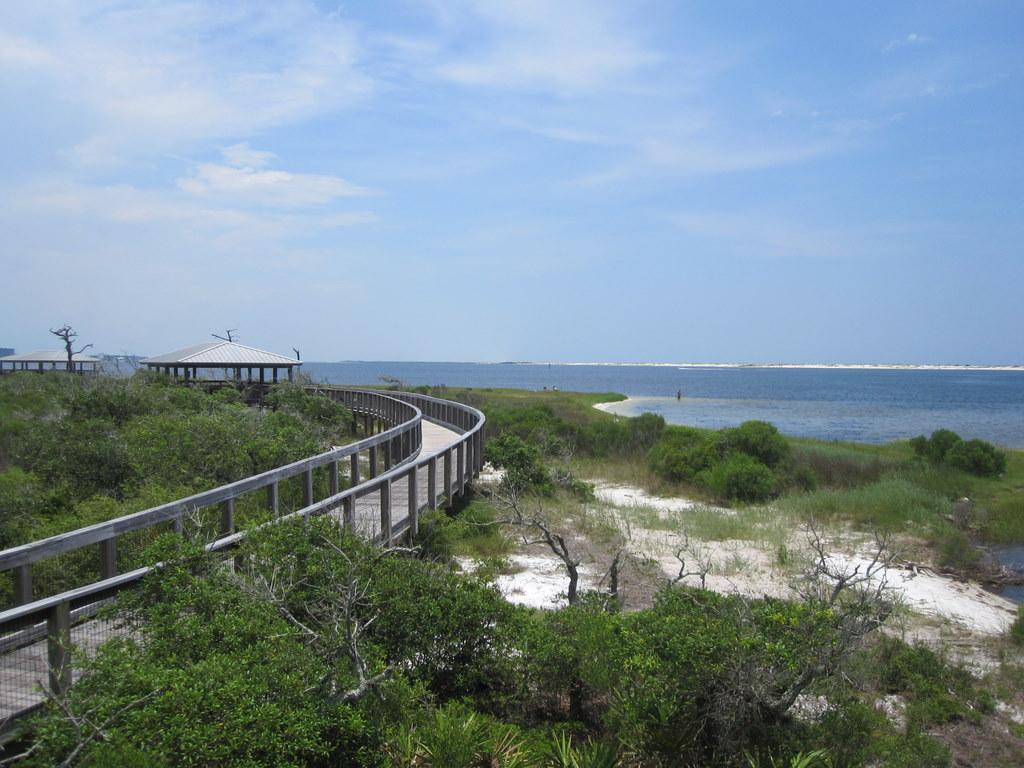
[
  {"x1": 141, "y1": 341, "x2": 302, "y2": 384},
  {"x1": 0, "y1": 350, "x2": 101, "y2": 374}
]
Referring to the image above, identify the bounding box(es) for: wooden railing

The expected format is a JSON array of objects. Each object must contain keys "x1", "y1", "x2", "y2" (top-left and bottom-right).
[{"x1": 0, "y1": 388, "x2": 485, "y2": 730}]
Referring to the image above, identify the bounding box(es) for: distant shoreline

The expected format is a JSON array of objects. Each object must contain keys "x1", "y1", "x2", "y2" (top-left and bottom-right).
[
  {"x1": 316, "y1": 361, "x2": 1023, "y2": 371},
  {"x1": 523, "y1": 362, "x2": 1024, "y2": 372}
]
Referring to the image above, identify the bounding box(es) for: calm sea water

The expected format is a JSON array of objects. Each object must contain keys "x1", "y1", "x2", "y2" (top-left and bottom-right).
[{"x1": 305, "y1": 362, "x2": 1024, "y2": 448}]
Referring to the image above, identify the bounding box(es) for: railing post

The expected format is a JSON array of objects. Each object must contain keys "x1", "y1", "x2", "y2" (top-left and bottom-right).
[
  {"x1": 14, "y1": 564, "x2": 32, "y2": 605},
  {"x1": 220, "y1": 498, "x2": 236, "y2": 536},
  {"x1": 329, "y1": 460, "x2": 339, "y2": 496},
  {"x1": 380, "y1": 481, "x2": 392, "y2": 546},
  {"x1": 350, "y1": 452, "x2": 361, "y2": 485},
  {"x1": 267, "y1": 482, "x2": 279, "y2": 516},
  {"x1": 466, "y1": 435, "x2": 474, "y2": 483},
  {"x1": 303, "y1": 468, "x2": 314, "y2": 507},
  {"x1": 443, "y1": 449, "x2": 452, "y2": 505},
  {"x1": 172, "y1": 514, "x2": 184, "y2": 535},
  {"x1": 100, "y1": 537, "x2": 117, "y2": 580},
  {"x1": 457, "y1": 441, "x2": 466, "y2": 497},
  {"x1": 342, "y1": 496, "x2": 354, "y2": 531},
  {"x1": 369, "y1": 446, "x2": 378, "y2": 478},
  {"x1": 428, "y1": 456, "x2": 437, "y2": 510},
  {"x1": 408, "y1": 469, "x2": 419, "y2": 538},
  {"x1": 383, "y1": 440, "x2": 392, "y2": 471},
  {"x1": 47, "y1": 601, "x2": 72, "y2": 697}
]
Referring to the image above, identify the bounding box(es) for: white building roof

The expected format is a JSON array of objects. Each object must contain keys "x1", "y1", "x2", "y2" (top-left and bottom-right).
[
  {"x1": 141, "y1": 341, "x2": 301, "y2": 367},
  {"x1": 0, "y1": 350, "x2": 100, "y2": 363}
]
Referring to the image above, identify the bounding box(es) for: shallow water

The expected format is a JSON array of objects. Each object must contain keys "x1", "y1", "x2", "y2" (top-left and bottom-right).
[
  {"x1": 305, "y1": 361, "x2": 1024, "y2": 447},
  {"x1": 990, "y1": 545, "x2": 1024, "y2": 604}
]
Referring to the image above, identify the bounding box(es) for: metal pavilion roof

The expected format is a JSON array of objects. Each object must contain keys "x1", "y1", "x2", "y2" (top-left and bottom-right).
[
  {"x1": 141, "y1": 341, "x2": 301, "y2": 367},
  {"x1": 0, "y1": 350, "x2": 100, "y2": 363}
]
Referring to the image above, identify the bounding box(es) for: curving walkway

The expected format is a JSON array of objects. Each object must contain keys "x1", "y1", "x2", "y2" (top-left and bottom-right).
[{"x1": 0, "y1": 416, "x2": 470, "y2": 723}]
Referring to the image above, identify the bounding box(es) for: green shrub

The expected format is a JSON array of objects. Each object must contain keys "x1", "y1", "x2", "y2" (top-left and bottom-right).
[
  {"x1": 648, "y1": 426, "x2": 718, "y2": 483},
  {"x1": 945, "y1": 438, "x2": 1007, "y2": 478},
  {"x1": 912, "y1": 429, "x2": 963, "y2": 464},
  {"x1": 485, "y1": 433, "x2": 551, "y2": 493},
  {"x1": 720, "y1": 420, "x2": 790, "y2": 468},
  {"x1": 701, "y1": 454, "x2": 777, "y2": 502}
]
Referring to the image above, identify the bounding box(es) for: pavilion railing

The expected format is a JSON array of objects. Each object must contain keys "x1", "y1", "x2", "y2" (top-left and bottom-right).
[{"x1": 0, "y1": 389, "x2": 485, "y2": 731}]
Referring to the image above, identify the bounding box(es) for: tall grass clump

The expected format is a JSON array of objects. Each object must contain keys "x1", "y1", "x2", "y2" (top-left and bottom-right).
[
  {"x1": 781, "y1": 477, "x2": 952, "y2": 531},
  {"x1": 790, "y1": 443, "x2": 899, "y2": 488},
  {"x1": 980, "y1": 495, "x2": 1024, "y2": 543}
]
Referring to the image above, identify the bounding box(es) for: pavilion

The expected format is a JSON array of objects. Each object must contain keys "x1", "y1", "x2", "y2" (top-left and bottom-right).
[
  {"x1": 140, "y1": 341, "x2": 302, "y2": 384},
  {"x1": 0, "y1": 350, "x2": 101, "y2": 374}
]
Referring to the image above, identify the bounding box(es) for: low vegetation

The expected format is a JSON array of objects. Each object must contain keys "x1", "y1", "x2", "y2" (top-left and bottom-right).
[
  {"x1": 4, "y1": 381, "x2": 1023, "y2": 766},
  {"x1": 16, "y1": 519, "x2": 1008, "y2": 767},
  {"x1": 0, "y1": 372, "x2": 354, "y2": 603}
]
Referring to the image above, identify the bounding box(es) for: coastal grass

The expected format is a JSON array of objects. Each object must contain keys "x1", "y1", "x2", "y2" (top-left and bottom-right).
[{"x1": 778, "y1": 476, "x2": 953, "y2": 532}]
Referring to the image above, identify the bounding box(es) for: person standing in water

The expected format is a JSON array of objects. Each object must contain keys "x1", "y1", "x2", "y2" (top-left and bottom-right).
[{"x1": 676, "y1": 389, "x2": 682, "y2": 400}]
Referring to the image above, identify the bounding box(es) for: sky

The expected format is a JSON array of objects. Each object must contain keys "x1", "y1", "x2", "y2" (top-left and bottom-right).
[{"x1": 1, "y1": 1, "x2": 1022, "y2": 365}]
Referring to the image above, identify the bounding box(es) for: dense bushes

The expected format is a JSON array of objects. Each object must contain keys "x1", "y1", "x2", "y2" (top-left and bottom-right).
[
  {"x1": 24, "y1": 518, "x2": 967, "y2": 767},
  {"x1": 0, "y1": 373, "x2": 353, "y2": 599},
  {"x1": 911, "y1": 429, "x2": 1006, "y2": 477},
  {"x1": 648, "y1": 421, "x2": 787, "y2": 502}
]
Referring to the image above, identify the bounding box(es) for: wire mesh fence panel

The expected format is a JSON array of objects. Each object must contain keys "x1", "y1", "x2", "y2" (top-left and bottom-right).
[
  {"x1": 70, "y1": 606, "x2": 135, "y2": 683},
  {"x1": 0, "y1": 611, "x2": 50, "y2": 721}
]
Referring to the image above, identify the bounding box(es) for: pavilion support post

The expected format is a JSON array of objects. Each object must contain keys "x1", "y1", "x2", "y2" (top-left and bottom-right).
[
  {"x1": 288, "y1": 368, "x2": 294, "y2": 382},
  {"x1": 100, "y1": 537, "x2": 117, "y2": 579},
  {"x1": 47, "y1": 601, "x2": 72, "y2": 697},
  {"x1": 428, "y1": 457, "x2": 438, "y2": 509},
  {"x1": 380, "y1": 481, "x2": 392, "y2": 546},
  {"x1": 273, "y1": 368, "x2": 278, "y2": 384}
]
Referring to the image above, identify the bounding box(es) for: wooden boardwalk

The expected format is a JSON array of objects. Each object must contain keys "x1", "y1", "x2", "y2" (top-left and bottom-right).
[{"x1": 0, "y1": 420, "x2": 464, "y2": 721}]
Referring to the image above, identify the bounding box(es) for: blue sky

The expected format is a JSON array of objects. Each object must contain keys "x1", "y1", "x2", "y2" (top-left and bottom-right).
[{"x1": 1, "y1": 1, "x2": 1021, "y2": 364}]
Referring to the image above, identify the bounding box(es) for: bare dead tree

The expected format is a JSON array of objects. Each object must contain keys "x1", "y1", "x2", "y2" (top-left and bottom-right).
[
  {"x1": 494, "y1": 482, "x2": 583, "y2": 605},
  {"x1": 211, "y1": 329, "x2": 237, "y2": 342},
  {"x1": 738, "y1": 521, "x2": 898, "y2": 718},
  {"x1": 49, "y1": 324, "x2": 93, "y2": 371},
  {"x1": 233, "y1": 530, "x2": 396, "y2": 704},
  {"x1": 292, "y1": 347, "x2": 301, "y2": 361},
  {"x1": 669, "y1": 532, "x2": 713, "y2": 590}
]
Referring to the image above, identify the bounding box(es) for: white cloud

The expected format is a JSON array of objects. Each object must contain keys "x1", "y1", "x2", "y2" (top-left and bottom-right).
[
  {"x1": 221, "y1": 143, "x2": 277, "y2": 170},
  {"x1": 177, "y1": 160, "x2": 375, "y2": 208},
  {"x1": 885, "y1": 32, "x2": 932, "y2": 52},
  {"x1": 0, "y1": 2, "x2": 372, "y2": 164},
  {"x1": 428, "y1": 0, "x2": 656, "y2": 92}
]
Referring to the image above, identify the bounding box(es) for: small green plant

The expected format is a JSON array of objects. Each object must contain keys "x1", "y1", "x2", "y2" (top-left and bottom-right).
[
  {"x1": 776, "y1": 543, "x2": 789, "y2": 567},
  {"x1": 1010, "y1": 605, "x2": 1024, "y2": 646}
]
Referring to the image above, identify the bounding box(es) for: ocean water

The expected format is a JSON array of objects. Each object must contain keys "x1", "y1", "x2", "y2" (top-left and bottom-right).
[{"x1": 305, "y1": 362, "x2": 1024, "y2": 448}]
